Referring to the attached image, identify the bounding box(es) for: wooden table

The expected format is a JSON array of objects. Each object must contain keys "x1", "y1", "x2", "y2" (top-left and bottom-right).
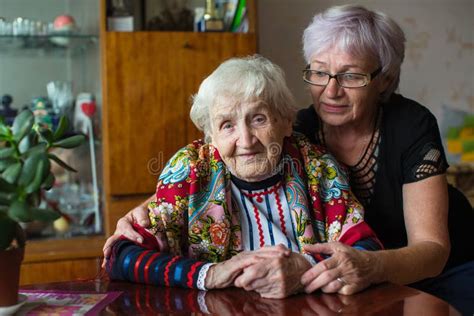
[{"x1": 21, "y1": 280, "x2": 460, "y2": 315}]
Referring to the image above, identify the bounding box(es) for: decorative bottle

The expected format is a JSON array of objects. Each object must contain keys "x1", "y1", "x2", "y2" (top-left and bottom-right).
[
  {"x1": 203, "y1": 0, "x2": 224, "y2": 31},
  {"x1": 107, "y1": 0, "x2": 134, "y2": 32}
]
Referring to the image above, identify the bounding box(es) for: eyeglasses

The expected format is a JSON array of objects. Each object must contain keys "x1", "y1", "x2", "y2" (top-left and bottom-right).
[{"x1": 302, "y1": 66, "x2": 382, "y2": 88}]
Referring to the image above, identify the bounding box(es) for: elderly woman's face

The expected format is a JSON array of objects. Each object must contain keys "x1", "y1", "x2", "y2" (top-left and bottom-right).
[
  {"x1": 308, "y1": 49, "x2": 388, "y2": 128},
  {"x1": 209, "y1": 99, "x2": 292, "y2": 182}
]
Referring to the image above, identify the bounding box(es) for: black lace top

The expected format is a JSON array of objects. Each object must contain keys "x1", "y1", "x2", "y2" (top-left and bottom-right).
[{"x1": 294, "y1": 94, "x2": 473, "y2": 270}]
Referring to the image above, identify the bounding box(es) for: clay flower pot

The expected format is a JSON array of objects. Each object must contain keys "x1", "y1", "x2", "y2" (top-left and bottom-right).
[{"x1": 0, "y1": 247, "x2": 24, "y2": 306}]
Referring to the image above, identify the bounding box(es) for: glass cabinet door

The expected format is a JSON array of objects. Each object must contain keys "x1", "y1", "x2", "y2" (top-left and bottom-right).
[{"x1": 0, "y1": 0, "x2": 102, "y2": 240}]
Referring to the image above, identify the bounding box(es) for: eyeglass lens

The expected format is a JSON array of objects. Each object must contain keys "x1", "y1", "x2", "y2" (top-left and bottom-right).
[{"x1": 304, "y1": 71, "x2": 368, "y2": 87}]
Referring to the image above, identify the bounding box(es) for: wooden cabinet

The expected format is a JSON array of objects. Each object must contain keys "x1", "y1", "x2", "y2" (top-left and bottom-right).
[
  {"x1": 20, "y1": 237, "x2": 104, "y2": 285},
  {"x1": 102, "y1": 32, "x2": 257, "y2": 197},
  {"x1": 100, "y1": 0, "x2": 258, "y2": 234}
]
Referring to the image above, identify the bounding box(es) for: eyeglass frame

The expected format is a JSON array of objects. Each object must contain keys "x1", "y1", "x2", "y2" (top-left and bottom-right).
[{"x1": 302, "y1": 65, "x2": 382, "y2": 88}]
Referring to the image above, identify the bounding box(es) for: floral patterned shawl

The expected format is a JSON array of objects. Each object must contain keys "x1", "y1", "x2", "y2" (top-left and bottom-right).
[{"x1": 146, "y1": 133, "x2": 381, "y2": 263}]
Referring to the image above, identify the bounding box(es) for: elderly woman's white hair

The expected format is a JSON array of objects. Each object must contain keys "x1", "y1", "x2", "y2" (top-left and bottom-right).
[
  {"x1": 190, "y1": 55, "x2": 298, "y2": 141},
  {"x1": 302, "y1": 5, "x2": 406, "y2": 101}
]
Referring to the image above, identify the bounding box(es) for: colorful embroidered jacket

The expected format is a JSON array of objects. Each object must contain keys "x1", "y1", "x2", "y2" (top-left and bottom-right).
[{"x1": 107, "y1": 133, "x2": 382, "y2": 289}]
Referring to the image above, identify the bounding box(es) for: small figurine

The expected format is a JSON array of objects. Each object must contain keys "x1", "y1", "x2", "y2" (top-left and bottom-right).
[
  {"x1": 0, "y1": 94, "x2": 18, "y2": 125},
  {"x1": 30, "y1": 97, "x2": 54, "y2": 129}
]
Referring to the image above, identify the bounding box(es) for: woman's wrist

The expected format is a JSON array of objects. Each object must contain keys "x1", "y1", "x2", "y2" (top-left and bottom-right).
[
  {"x1": 198, "y1": 263, "x2": 215, "y2": 290},
  {"x1": 204, "y1": 263, "x2": 219, "y2": 289},
  {"x1": 366, "y1": 250, "x2": 386, "y2": 284}
]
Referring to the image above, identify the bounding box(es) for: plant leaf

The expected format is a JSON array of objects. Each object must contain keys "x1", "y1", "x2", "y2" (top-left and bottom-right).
[
  {"x1": 37, "y1": 127, "x2": 54, "y2": 144},
  {"x1": 0, "y1": 197, "x2": 9, "y2": 206},
  {"x1": 18, "y1": 152, "x2": 42, "y2": 186},
  {"x1": 0, "y1": 158, "x2": 16, "y2": 172},
  {"x1": 0, "y1": 189, "x2": 12, "y2": 201},
  {"x1": 24, "y1": 143, "x2": 47, "y2": 157},
  {"x1": 25, "y1": 158, "x2": 46, "y2": 194},
  {"x1": 48, "y1": 153, "x2": 77, "y2": 172},
  {"x1": 53, "y1": 116, "x2": 69, "y2": 141},
  {"x1": 12, "y1": 110, "x2": 34, "y2": 142},
  {"x1": 0, "y1": 147, "x2": 15, "y2": 159},
  {"x1": 2, "y1": 162, "x2": 22, "y2": 184},
  {"x1": 8, "y1": 199, "x2": 31, "y2": 222},
  {"x1": 41, "y1": 155, "x2": 51, "y2": 181},
  {"x1": 0, "y1": 122, "x2": 11, "y2": 137},
  {"x1": 41, "y1": 173, "x2": 55, "y2": 190},
  {"x1": 26, "y1": 191, "x2": 40, "y2": 209},
  {"x1": 0, "y1": 177, "x2": 16, "y2": 192},
  {"x1": 18, "y1": 134, "x2": 32, "y2": 154},
  {"x1": 52, "y1": 135, "x2": 86, "y2": 149},
  {"x1": 0, "y1": 214, "x2": 17, "y2": 249},
  {"x1": 30, "y1": 207, "x2": 60, "y2": 222}
]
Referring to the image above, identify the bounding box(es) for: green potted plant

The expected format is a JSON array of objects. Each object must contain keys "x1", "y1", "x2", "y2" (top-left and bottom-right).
[{"x1": 0, "y1": 109, "x2": 85, "y2": 306}]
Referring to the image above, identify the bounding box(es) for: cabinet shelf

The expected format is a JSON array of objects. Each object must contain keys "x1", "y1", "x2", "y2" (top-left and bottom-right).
[{"x1": 0, "y1": 34, "x2": 98, "y2": 57}]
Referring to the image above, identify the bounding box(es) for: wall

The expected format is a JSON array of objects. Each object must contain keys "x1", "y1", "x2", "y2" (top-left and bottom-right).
[{"x1": 258, "y1": 0, "x2": 474, "y2": 124}]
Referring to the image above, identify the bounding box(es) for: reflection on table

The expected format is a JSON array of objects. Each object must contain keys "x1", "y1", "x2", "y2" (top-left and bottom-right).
[{"x1": 21, "y1": 280, "x2": 460, "y2": 315}]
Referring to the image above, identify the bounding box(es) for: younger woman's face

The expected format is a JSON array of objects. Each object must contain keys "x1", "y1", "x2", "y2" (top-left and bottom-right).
[{"x1": 308, "y1": 48, "x2": 389, "y2": 128}]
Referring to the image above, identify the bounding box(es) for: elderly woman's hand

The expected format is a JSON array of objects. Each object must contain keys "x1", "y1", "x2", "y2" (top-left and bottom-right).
[
  {"x1": 233, "y1": 248, "x2": 312, "y2": 299},
  {"x1": 206, "y1": 245, "x2": 291, "y2": 290},
  {"x1": 301, "y1": 242, "x2": 382, "y2": 295},
  {"x1": 102, "y1": 198, "x2": 153, "y2": 267}
]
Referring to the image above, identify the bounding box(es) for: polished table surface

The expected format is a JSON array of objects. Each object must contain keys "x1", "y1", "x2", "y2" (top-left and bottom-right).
[{"x1": 21, "y1": 280, "x2": 460, "y2": 315}]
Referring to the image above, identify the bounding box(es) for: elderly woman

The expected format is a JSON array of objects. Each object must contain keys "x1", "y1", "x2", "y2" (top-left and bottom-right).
[
  {"x1": 105, "y1": 56, "x2": 381, "y2": 298},
  {"x1": 296, "y1": 4, "x2": 473, "y2": 313}
]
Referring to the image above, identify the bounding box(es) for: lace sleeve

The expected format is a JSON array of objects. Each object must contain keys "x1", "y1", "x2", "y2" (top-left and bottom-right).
[
  {"x1": 402, "y1": 111, "x2": 448, "y2": 183},
  {"x1": 413, "y1": 144, "x2": 446, "y2": 180}
]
